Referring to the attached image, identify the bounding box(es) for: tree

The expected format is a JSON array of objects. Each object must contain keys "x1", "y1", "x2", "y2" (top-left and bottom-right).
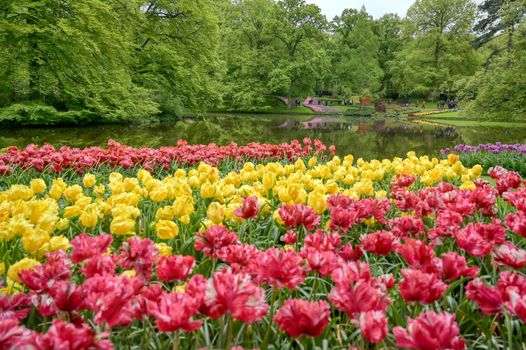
[
  {"x1": 134, "y1": 0, "x2": 223, "y2": 115},
  {"x1": 270, "y1": 0, "x2": 327, "y2": 108},
  {"x1": 217, "y1": 0, "x2": 279, "y2": 111},
  {"x1": 462, "y1": 0, "x2": 526, "y2": 119},
  {"x1": 328, "y1": 8, "x2": 383, "y2": 97},
  {"x1": 389, "y1": 0, "x2": 480, "y2": 98},
  {"x1": 473, "y1": 0, "x2": 526, "y2": 68},
  {"x1": 0, "y1": 0, "x2": 158, "y2": 123},
  {"x1": 374, "y1": 14, "x2": 403, "y2": 97}
]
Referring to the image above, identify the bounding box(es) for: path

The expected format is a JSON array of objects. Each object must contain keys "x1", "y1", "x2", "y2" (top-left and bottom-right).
[
  {"x1": 303, "y1": 97, "x2": 341, "y2": 114},
  {"x1": 276, "y1": 96, "x2": 289, "y2": 106}
]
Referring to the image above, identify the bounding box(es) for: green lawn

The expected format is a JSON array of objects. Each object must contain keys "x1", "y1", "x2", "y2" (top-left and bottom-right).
[
  {"x1": 427, "y1": 118, "x2": 526, "y2": 127},
  {"x1": 265, "y1": 104, "x2": 314, "y2": 114},
  {"x1": 424, "y1": 110, "x2": 461, "y2": 118}
]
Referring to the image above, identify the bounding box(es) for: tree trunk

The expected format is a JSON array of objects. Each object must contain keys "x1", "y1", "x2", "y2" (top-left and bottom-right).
[{"x1": 507, "y1": 24, "x2": 514, "y2": 68}]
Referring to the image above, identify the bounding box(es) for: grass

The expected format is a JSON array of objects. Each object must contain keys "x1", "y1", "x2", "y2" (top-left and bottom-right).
[
  {"x1": 423, "y1": 111, "x2": 461, "y2": 118},
  {"x1": 427, "y1": 118, "x2": 526, "y2": 127},
  {"x1": 265, "y1": 104, "x2": 314, "y2": 114}
]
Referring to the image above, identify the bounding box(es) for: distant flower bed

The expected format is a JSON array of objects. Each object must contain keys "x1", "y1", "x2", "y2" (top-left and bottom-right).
[
  {"x1": 442, "y1": 143, "x2": 526, "y2": 176},
  {"x1": 409, "y1": 119, "x2": 445, "y2": 127},
  {"x1": 0, "y1": 139, "x2": 333, "y2": 175},
  {"x1": 443, "y1": 142, "x2": 526, "y2": 155},
  {"x1": 2, "y1": 149, "x2": 526, "y2": 348},
  {"x1": 408, "y1": 110, "x2": 452, "y2": 117}
]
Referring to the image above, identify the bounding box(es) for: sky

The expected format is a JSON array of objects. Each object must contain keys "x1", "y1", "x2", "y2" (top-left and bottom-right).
[{"x1": 307, "y1": 0, "x2": 483, "y2": 20}]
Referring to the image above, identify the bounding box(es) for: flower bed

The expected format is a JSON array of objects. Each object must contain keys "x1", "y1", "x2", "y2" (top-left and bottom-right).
[
  {"x1": 1, "y1": 150, "x2": 526, "y2": 349},
  {"x1": 408, "y1": 110, "x2": 453, "y2": 117},
  {"x1": 442, "y1": 143, "x2": 526, "y2": 176},
  {"x1": 443, "y1": 142, "x2": 526, "y2": 155},
  {"x1": 0, "y1": 139, "x2": 333, "y2": 175}
]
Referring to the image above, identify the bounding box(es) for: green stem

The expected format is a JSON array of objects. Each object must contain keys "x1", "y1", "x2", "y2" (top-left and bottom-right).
[
  {"x1": 261, "y1": 289, "x2": 278, "y2": 350},
  {"x1": 225, "y1": 315, "x2": 234, "y2": 350},
  {"x1": 172, "y1": 331, "x2": 180, "y2": 350},
  {"x1": 505, "y1": 311, "x2": 514, "y2": 350}
]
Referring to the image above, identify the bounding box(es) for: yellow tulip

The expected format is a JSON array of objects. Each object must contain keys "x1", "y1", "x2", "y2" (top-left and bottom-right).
[
  {"x1": 79, "y1": 205, "x2": 100, "y2": 228},
  {"x1": 155, "y1": 243, "x2": 173, "y2": 256},
  {"x1": 30, "y1": 179, "x2": 47, "y2": 194},
  {"x1": 156, "y1": 220, "x2": 179, "y2": 240},
  {"x1": 55, "y1": 218, "x2": 70, "y2": 231},
  {"x1": 207, "y1": 202, "x2": 225, "y2": 224},
  {"x1": 63, "y1": 185, "x2": 83, "y2": 203},
  {"x1": 82, "y1": 173, "x2": 97, "y2": 188},
  {"x1": 110, "y1": 217, "x2": 136, "y2": 236}
]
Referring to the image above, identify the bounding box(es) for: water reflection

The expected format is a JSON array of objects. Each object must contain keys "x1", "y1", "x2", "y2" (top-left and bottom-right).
[{"x1": 1, "y1": 114, "x2": 525, "y2": 160}]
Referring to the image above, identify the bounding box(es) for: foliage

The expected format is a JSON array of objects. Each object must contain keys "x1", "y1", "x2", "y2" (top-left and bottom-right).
[
  {"x1": 327, "y1": 9, "x2": 383, "y2": 96},
  {"x1": 1, "y1": 0, "x2": 526, "y2": 121},
  {"x1": 0, "y1": 0, "x2": 221, "y2": 123},
  {"x1": 374, "y1": 14, "x2": 404, "y2": 97},
  {"x1": 0, "y1": 103, "x2": 96, "y2": 126},
  {"x1": 389, "y1": 0, "x2": 480, "y2": 98},
  {"x1": 462, "y1": 0, "x2": 526, "y2": 119}
]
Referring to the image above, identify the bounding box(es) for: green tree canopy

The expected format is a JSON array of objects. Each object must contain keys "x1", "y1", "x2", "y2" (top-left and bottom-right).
[
  {"x1": 389, "y1": 0, "x2": 480, "y2": 98},
  {"x1": 326, "y1": 9, "x2": 383, "y2": 97}
]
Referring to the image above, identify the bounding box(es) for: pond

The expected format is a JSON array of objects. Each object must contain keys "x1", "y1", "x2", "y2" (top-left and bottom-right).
[{"x1": 1, "y1": 114, "x2": 525, "y2": 159}]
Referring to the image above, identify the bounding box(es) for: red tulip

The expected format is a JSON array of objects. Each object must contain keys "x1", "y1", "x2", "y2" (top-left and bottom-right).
[
  {"x1": 20, "y1": 318, "x2": 113, "y2": 350},
  {"x1": 80, "y1": 255, "x2": 116, "y2": 278},
  {"x1": 493, "y1": 241, "x2": 526, "y2": 269},
  {"x1": 0, "y1": 319, "x2": 31, "y2": 349},
  {"x1": 117, "y1": 237, "x2": 158, "y2": 280},
  {"x1": 359, "y1": 311, "x2": 388, "y2": 343},
  {"x1": 49, "y1": 281, "x2": 83, "y2": 312},
  {"x1": 394, "y1": 311, "x2": 465, "y2": 350},
  {"x1": 338, "y1": 243, "x2": 363, "y2": 261},
  {"x1": 273, "y1": 299, "x2": 330, "y2": 338},
  {"x1": 216, "y1": 244, "x2": 260, "y2": 269},
  {"x1": 156, "y1": 255, "x2": 195, "y2": 282},
  {"x1": 304, "y1": 230, "x2": 342, "y2": 252},
  {"x1": 82, "y1": 276, "x2": 143, "y2": 328},
  {"x1": 279, "y1": 204, "x2": 320, "y2": 230},
  {"x1": 439, "y1": 252, "x2": 479, "y2": 281},
  {"x1": 397, "y1": 239, "x2": 440, "y2": 274},
  {"x1": 201, "y1": 269, "x2": 268, "y2": 323},
  {"x1": 329, "y1": 207, "x2": 357, "y2": 233},
  {"x1": 147, "y1": 291, "x2": 202, "y2": 333},
  {"x1": 71, "y1": 234, "x2": 113, "y2": 263},
  {"x1": 454, "y1": 220, "x2": 506, "y2": 257},
  {"x1": 255, "y1": 248, "x2": 305, "y2": 290},
  {"x1": 234, "y1": 197, "x2": 259, "y2": 220},
  {"x1": 0, "y1": 294, "x2": 31, "y2": 322},
  {"x1": 330, "y1": 262, "x2": 390, "y2": 318},
  {"x1": 353, "y1": 199, "x2": 391, "y2": 225},
  {"x1": 506, "y1": 211, "x2": 526, "y2": 238},
  {"x1": 195, "y1": 225, "x2": 239, "y2": 259},
  {"x1": 19, "y1": 254, "x2": 72, "y2": 293},
  {"x1": 466, "y1": 279, "x2": 503, "y2": 315},
  {"x1": 389, "y1": 216, "x2": 425, "y2": 238},
  {"x1": 300, "y1": 247, "x2": 342, "y2": 277},
  {"x1": 281, "y1": 230, "x2": 298, "y2": 244},
  {"x1": 360, "y1": 230, "x2": 400, "y2": 256},
  {"x1": 399, "y1": 269, "x2": 448, "y2": 304}
]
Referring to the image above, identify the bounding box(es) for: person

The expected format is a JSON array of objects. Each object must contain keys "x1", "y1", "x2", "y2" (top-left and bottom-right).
[{"x1": 422, "y1": 101, "x2": 426, "y2": 109}]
